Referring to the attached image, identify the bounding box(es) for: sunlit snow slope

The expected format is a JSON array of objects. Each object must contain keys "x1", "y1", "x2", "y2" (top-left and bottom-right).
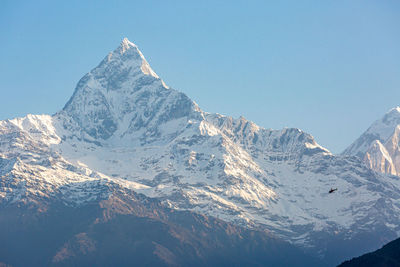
[
  {"x1": 344, "y1": 107, "x2": 400, "y2": 176},
  {"x1": 1, "y1": 39, "x2": 400, "y2": 261}
]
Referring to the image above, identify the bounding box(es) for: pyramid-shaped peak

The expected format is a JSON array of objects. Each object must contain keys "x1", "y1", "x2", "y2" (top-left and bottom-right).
[
  {"x1": 122, "y1": 37, "x2": 136, "y2": 46},
  {"x1": 115, "y1": 37, "x2": 140, "y2": 55},
  {"x1": 120, "y1": 37, "x2": 137, "y2": 52},
  {"x1": 61, "y1": 38, "x2": 193, "y2": 140},
  {"x1": 105, "y1": 38, "x2": 160, "y2": 79},
  {"x1": 381, "y1": 106, "x2": 400, "y2": 124},
  {"x1": 343, "y1": 106, "x2": 400, "y2": 157}
]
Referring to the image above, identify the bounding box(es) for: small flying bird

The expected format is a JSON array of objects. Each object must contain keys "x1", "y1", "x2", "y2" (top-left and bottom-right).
[{"x1": 329, "y1": 188, "x2": 338, "y2": 194}]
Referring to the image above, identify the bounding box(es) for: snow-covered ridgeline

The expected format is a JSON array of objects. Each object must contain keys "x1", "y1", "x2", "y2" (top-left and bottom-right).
[
  {"x1": 0, "y1": 38, "x2": 400, "y2": 252},
  {"x1": 344, "y1": 107, "x2": 400, "y2": 176}
]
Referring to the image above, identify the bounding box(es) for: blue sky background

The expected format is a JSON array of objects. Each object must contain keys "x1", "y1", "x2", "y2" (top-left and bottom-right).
[{"x1": 0, "y1": 0, "x2": 399, "y2": 153}]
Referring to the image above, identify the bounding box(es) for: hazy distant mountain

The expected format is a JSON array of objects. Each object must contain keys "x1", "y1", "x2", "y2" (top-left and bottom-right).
[
  {"x1": 339, "y1": 236, "x2": 400, "y2": 267},
  {"x1": 343, "y1": 107, "x2": 400, "y2": 176},
  {"x1": 1, "y1": 38, "x2": 400, "y2": 265}
]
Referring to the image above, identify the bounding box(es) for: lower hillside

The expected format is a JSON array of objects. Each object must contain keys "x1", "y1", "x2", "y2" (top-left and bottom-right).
[
  {"x1": 339, "y1": 237, "x2": 400, "y2": 267},
  {"x1": 0, "y1": 181, "x2": 321, "y2": 267}
]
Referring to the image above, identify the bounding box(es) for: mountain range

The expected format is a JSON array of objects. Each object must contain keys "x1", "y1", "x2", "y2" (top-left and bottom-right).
[{"x1": 1, "y1": 38, "x2": 399, "y2": 266}]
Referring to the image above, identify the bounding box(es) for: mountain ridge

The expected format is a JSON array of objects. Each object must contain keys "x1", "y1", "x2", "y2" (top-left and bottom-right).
[
  {"x1": 1, "y1": 38, "x2": 400, "y2": 265},
  {"x1": 339, "y1": 236, "x2": 400, "y2": 267},
  {"x1": 0, "y1": 178, "x2": 321, "y2": 267},
  {"x1": 343, "y1": 107, "x2": 400, "y2": 176}
]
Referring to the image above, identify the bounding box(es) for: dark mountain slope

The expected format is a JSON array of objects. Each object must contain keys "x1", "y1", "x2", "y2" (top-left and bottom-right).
[
  {"x1": 0, "y1": 181, "x2": 321, "y2": 267},
  {"x1": 339, "y1": 237, "x2": 400, "y2": 267}
]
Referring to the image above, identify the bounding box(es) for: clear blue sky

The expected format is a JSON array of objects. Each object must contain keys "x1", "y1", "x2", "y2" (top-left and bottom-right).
[{"x1": 1, "y1": 0, "x2": 399, "y2": 153}]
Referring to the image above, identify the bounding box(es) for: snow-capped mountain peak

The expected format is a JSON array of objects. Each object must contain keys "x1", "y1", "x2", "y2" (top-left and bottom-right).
[
  {"x1": 392, "y1": 106, "x2": 400, "y2": 113},
  {"x1": 119, "y1": 37, "x2": 137, "y2": 51},
  {"x1": 1, "y1": 39, "x2": 400, "y2": 264},
  {"x1": 60, "y1": 38, "x2": 196, "y2": 140},
  {"x1": 114, "y1": 37, "x2": 160, "y2": 79},
  {"x1": 344, "y1": 106, "x2": 400, "y2": 176},
  {"x1": 370, "y1": 107, "x2": 400, "y2": 139},
  {"x1": 344, "y1": 107, "x2": 400, "y2": 156}
]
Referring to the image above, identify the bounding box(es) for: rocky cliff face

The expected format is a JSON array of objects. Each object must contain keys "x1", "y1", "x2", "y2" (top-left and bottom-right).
[{"x1": 1, "y1": 38, "x2": 400, "y2": 265}]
